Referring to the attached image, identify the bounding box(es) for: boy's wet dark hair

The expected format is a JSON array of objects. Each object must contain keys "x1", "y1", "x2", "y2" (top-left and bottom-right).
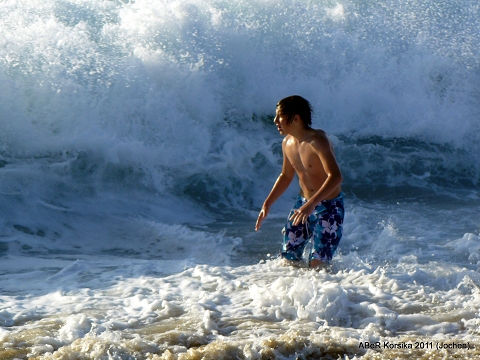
[{"x1": 276, "y1": 95, "x2": 313, "y2": 128}]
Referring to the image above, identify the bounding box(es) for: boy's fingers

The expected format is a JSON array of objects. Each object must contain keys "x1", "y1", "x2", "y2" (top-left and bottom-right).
[
  {"x1": 289, "y1": 210, "x2": 298, "y2": 221},
  {"x1": 290, "y1": 210, "x2": 308, "y2": 226},
  {"x1": 291, "y1": 214, "x2": 299, "y2": 225},
  {"x1": 255, "y1": 211, "x2": 265, "y2": 230}
]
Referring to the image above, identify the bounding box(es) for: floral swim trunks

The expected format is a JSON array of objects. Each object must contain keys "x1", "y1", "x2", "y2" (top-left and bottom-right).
[{"x1": 281, "y1": 192, "x2": 344, "y2": 264}]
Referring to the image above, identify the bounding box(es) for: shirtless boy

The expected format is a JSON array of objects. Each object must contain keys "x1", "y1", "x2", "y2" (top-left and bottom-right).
[{"x1": 255, "y1": 95, "x2": 344, "y2": 268}]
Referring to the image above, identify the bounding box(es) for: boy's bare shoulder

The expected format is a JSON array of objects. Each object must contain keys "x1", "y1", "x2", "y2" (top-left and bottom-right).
[
  {"x1": 311, "y1": 128, "x2": 328, "y2": 139},
  {"x1": 282, "y1": 134, "x2": 295, "y2": 146},
  {"x1": 306, "y1": 129, "x2": 331, "y2": 150}
]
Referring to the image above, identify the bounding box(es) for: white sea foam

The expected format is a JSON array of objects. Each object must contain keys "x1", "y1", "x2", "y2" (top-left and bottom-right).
[{"x1": 1, "y1": 244, "x2": 480, "y2": 358}]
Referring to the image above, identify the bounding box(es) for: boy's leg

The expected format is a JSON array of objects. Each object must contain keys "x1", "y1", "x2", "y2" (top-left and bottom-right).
[
  {"x1": 310, "y1": 195, "x2": 345, "y2": 266},
  {"x1": 281, "y1": 197, "x2": 309, "y2": 261}
]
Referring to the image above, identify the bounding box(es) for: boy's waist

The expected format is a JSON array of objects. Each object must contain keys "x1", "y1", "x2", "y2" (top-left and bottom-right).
[{"x1": 298, "y1": 190, "x2": 343, "y2": 203}]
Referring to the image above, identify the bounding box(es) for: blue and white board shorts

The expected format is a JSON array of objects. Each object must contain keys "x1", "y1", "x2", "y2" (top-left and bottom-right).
[{"x1": 281, "y1": 192, "x2": 344, "y2": 264}]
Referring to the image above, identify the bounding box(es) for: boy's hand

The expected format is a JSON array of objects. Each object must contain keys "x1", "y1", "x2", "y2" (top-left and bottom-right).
[
  {"x1": 255, "y1": 205, "x2": 270, "y2": 231},
  {"x1": 289, "y1": 202, "x2": 315, "y2": 226}
]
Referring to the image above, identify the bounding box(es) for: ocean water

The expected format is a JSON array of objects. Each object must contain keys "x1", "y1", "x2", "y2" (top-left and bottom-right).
[{"x1": 1, "y1": 0, "x2": 480, "y2": 359}]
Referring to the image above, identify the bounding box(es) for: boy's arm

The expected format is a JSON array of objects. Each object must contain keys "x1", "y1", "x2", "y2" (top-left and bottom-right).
[
  {"x1": 289, "y1": 134, "x2": 343, "y2": 226},
  {"x1": 255, "y1": 138, "x2": 295, "y2": 231}
]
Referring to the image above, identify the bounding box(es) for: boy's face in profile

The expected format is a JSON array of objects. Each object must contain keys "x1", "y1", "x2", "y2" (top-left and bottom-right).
[{"x1": 274, "y1": 108, "x2": 293, "y2": 136}]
